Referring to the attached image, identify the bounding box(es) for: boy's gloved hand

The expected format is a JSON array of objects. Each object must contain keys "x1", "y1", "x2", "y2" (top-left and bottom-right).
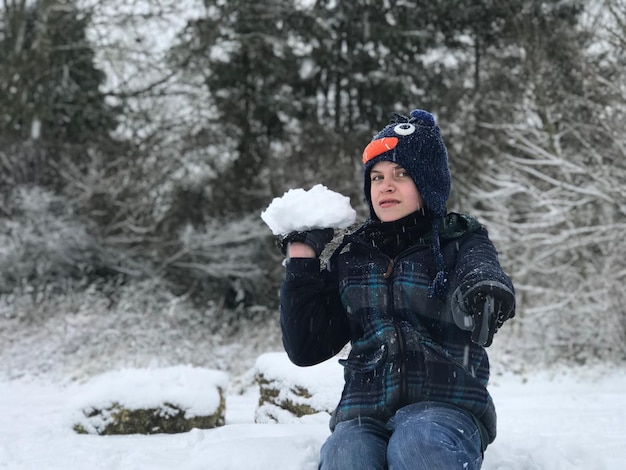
[
  {"x1": 467, "y1": 293, "x2": 500, "y2": 347},
  {"x1": 278, "y1": 228, "x2": 335, "y2": 258},
  {"x1": 454, "y1": 282, "x2": 515, "y2": 347}
]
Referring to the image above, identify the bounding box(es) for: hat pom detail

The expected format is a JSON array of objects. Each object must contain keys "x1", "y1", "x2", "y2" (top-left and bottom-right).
[{"x1": 409, "y1": 109, "x2": 435, "y2": 126}]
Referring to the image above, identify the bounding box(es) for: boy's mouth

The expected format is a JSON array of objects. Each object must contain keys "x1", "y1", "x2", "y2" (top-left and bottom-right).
[{"x1": 379, "y1": 199, "x2": 399, "y2": 208}]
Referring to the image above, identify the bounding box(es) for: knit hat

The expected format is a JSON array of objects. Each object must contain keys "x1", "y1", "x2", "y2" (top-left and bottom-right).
[{"x1": 362, "y1": 109, "x2": 451, "y2": 297}]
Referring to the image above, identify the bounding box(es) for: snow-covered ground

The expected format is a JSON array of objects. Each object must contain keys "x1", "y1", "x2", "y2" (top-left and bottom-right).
[{"x1": 0, "y1": 357, "x2": 624, "y2": 470}]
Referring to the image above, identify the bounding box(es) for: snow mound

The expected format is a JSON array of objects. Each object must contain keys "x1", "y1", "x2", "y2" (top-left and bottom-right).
[
  {"x1": 260, "y1": 184, "x2": 357, "y2": 235},
  {"x1": 73, "y1": 366, "x2": 228, "y2": 418},
  {"x1": 254, "y1": 352, "x2": 343, "y2": 424}
]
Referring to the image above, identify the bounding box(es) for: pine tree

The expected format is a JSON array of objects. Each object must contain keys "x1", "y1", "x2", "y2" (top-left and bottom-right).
[
  {"x1": 0, "y1": 0, "x2": 119, "y2": 188},
  {"x1": 0, "y1": 0, "x2": 117, "y2": 145},
  {"x1": 169, "y1": 0, "x2": 300, "y2": 217}
]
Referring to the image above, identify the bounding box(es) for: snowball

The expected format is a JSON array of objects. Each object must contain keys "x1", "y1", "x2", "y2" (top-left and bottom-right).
[{"x1": 260, "y1": 184, "x2": 357, "y2": 235}]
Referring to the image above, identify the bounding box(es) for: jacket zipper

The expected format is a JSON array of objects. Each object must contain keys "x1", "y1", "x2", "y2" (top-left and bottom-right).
[
  {"x1": 393, "y1": 323, "x2": 408, "y2": 406},
  {"x1": 383, "y1": 244, "x2": 424, "y2": 278},
  {"x1": 383, "y1": 258, "x2": 395, "y2": 278},
  {"x1": 383, "y1": 253, "x2": 408, "y2": 406}
]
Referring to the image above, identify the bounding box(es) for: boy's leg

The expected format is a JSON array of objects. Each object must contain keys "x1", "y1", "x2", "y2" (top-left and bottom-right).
[
  {"x1": 319, "y1": 416, "x2": 391, "y2": 470},
  {"x1": 387, "y1": 402, "x2": 483, "y2": 470}
]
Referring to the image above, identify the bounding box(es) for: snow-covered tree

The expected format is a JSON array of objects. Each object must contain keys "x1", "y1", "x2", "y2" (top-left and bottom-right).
[{"x1": 460, "y1": 0, "x2": 626, "y2": 364}]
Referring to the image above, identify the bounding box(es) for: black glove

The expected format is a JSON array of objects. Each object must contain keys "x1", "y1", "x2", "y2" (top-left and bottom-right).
[
  {"x1": 278, "y1": 228, "x2": 335, "y2": 258},
  {"x1": 465, "y1": 283, "x2": 515, "y2": 347}
]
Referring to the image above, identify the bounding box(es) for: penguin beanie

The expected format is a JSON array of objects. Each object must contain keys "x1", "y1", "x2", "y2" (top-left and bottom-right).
[{"x1": 362, "y1": 109, "x2": 451, "y2": 218}]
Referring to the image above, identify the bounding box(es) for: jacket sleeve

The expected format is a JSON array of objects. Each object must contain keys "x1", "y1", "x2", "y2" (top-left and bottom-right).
[
  {"x1": 448, "y1": 226, "x2": 516, "y2": 326},
  {"x1": 279, "y1": 257, "x2": 351, "y2": 366}
]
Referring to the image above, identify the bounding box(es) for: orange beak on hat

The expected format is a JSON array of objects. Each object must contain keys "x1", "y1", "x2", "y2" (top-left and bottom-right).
[{"x1": 362, "y1": 137, "x2": 398, "y2": 164}]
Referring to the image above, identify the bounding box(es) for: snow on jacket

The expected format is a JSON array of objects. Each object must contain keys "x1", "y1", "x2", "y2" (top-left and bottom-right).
[{"x1": 279, "y1": 212, "x2": 515, "y2": 448}]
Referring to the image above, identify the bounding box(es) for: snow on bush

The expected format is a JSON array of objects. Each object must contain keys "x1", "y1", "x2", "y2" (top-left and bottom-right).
[{"x1": 0, "y1": 186, "x2": 97, "y2": 296}]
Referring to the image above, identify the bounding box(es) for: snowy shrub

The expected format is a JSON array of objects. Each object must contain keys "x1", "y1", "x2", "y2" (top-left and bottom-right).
[
  {"x1": 0, "y1": 186, "x2": 105, "y2": 301},
  {"x1": 0, "y1": 183, "x2": 143, "y2": 305},
  {"x1": 72, "y1": 366, "x2": 228, "y2": 435},
  {"x1": 160, "y1": 215, "x2": 281, "y2": 310}
]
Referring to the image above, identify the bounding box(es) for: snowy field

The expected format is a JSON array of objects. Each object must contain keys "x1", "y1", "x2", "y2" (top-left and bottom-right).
[{"x1": 0, "y1": 358, "x2": 625, "y2": 470}]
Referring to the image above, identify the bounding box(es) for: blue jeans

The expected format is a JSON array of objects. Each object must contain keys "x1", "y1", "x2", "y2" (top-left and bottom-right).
[{"x1": 319, "y1": 402, "x2": 483, "y2": 470}]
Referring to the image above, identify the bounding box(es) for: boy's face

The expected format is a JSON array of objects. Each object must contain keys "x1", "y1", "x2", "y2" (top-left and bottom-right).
[{"x1": 369, "y1": 161, "x2": 424, "y2": 222}]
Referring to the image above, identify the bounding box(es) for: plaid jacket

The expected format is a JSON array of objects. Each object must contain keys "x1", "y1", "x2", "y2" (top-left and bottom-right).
[{"x1": 280, "y1": 213, "x2": 515, "y2": 447}]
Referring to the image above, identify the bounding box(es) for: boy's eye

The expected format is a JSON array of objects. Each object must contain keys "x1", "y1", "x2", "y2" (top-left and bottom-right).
[
  {"x1": 394, "y1": 169, "x2": 408, "y2": 177},
  {"x1": 371, "y1": 174, "x2": 383, "y2": 182}
]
